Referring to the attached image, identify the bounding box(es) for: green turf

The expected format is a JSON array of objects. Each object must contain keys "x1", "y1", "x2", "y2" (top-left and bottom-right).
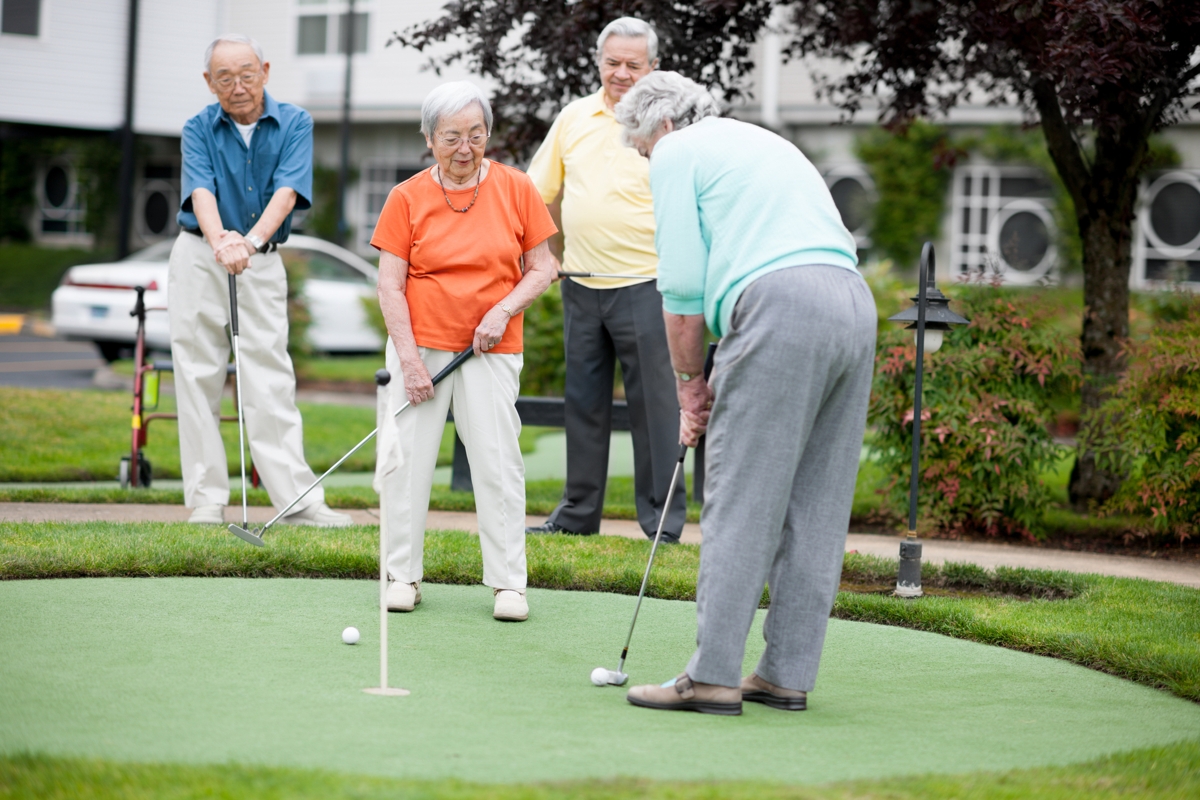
[
  {"x1": 3, "y1": 523, "x2": 1195, "y2": 701},
  {"x1": 1, "y1": 579, "x2": 1197, "y2": 785}
]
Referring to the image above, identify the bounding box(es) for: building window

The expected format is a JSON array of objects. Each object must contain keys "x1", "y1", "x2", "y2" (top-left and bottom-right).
[
  {"x1": 137, "y1": 162, "x2": 180, "y2": 239},
  {"x1": 1, "y1": 0, "x2": 40, "y2": 36},
  {"x1": 1135, "y1": 170, "x2": 1200, "y2": 286},
  {"x1": 949, "y1": 165, "x2": 1058, "y2": 285},
  {"x1": 822, "y1": 165, "x2": 875, "y2": 256},
  {"x1": 295, "y1": 1, "x2": 368, "y2": 55},
  {"x1": 38, "y1": 161, "x2": 87, "y2": 237},
  {"x1": 361, "y1": 162, "x2": 421, "y2": 250}
]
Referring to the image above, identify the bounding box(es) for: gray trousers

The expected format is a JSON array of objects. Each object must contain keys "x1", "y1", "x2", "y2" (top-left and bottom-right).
[
  {"x1": 686, "y1": 266, "x2": 876, "y2": 692},
  {"x1": 548, "y1": 279, "x2": 686, "y2": 536}
]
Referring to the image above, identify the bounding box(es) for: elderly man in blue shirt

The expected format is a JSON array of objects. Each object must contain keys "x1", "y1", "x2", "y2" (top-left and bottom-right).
[{"x1": 170, "y1": 34, "x2": 350, "y2": 527}]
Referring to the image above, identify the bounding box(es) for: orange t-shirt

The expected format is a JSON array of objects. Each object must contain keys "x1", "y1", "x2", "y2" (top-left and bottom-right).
[{"x1": 370, "y1": 161, "x2": 558, "y2": 354}]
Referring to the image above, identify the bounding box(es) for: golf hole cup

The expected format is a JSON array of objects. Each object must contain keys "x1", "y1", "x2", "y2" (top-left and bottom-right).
[{"x1": 342, "y1": 626, "x2": 360, "y2": 645}]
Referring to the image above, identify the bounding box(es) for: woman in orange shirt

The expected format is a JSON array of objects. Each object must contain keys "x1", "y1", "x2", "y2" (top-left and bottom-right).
[{"x1": 371, "y1": 81, "x2": 559, "y2": 622}]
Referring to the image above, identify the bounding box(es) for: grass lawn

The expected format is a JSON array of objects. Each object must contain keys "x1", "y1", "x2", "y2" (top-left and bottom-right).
[
  {"x1": 0, "y1": 387, "x2": 549, "y2": 482},
  {"x1": 4, "y1": 740, "x2": 1199, "y2": 799}
]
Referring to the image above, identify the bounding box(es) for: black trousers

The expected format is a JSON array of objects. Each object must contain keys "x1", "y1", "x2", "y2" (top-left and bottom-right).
[{"x1": 547, "y1": 279, "x2": 687, "y2": 536}]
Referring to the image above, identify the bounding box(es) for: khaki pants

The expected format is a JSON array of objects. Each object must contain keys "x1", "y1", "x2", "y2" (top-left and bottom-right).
[
  {"x1": 167, "y1": 231, "x2": 323, "y2": 513},
  {"x1": 375, "y1": 339, "x2": 527, "y2": 590}
]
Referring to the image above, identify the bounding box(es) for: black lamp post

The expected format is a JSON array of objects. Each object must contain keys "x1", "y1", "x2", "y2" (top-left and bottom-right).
[{"x1": 886, "y1": 242, "x2": 970, "y2": 598}]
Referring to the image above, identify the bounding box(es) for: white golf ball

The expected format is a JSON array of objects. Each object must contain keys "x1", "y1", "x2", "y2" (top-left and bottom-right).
[
  {"x1": 341, "y1": 626, "x2": 360, "y2": 645},
  {"x1": 590, "y1": 667, "x2": 610, "y2": 686}
]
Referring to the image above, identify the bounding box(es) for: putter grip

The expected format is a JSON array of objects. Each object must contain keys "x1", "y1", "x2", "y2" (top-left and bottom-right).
[
  {"x1": 227, "y1": 274, "x2": 239, "y2": 336},
  {"x1": 430, "y1": 346, "x2": 474, "y2": 385},
  {"x1": 703, "y1": 341, "x2": 717, "y2": 380}
]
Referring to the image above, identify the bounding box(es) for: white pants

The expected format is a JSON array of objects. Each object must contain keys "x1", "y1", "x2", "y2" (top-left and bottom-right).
[
  {"x1": 167, "y1": 231, "x2": 323, "y2": 513},
  {"x1": 376, "y1": 340, "x2": 527, "y2": 589}
]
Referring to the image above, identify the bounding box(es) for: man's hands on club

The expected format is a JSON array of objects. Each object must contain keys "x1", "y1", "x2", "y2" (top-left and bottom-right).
[
  {"x1": 472, "y1": 306, "x2": 510, "y2": 356},
  {"x1": 677, "y1": 377, "x2": 713, "y2": 447},
  {"x1": 213, "y1": 231, "x2": 254, "y2": 275}
]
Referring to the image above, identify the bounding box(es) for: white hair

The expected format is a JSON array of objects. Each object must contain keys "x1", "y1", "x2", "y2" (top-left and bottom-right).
[
  {"x1": 595, "y1": 17, "x2": 658, "y2": 63},
  {"x1": 420, "y1": 81, "x2": 493, "y2": 138},
  {"x1": 204, "y1": 34, "x2": 265, "y2": 73},
  {"x1": 615, "y1": 71, "x2": 721, "y2": 145}
]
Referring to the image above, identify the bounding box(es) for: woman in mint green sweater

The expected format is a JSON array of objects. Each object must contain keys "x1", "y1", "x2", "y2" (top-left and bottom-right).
[{"x1": 615, "y1": 71, "x2": 877, "y2": 716}]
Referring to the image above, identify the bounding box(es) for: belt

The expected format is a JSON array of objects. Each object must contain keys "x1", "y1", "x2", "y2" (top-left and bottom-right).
[{"x1": 184, "y1": 228, "x2": 278, "y2": 252}]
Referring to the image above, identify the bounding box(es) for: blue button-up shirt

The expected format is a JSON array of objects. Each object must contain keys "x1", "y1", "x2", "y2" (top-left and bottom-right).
[{"x1": 177, "y1": 92, "x2": 313, "y2": 242}]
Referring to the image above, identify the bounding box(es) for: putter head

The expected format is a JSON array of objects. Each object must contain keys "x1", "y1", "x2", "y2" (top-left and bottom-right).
[
  {"x1": 608, "y1": 670, "x2": 628, "y2": 686},
  {"x1": 227, "y1": 524, "x2": 265, "y2": 547}
]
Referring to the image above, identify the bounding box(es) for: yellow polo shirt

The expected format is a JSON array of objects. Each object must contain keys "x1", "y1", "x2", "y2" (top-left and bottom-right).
[{"x1": 527, "y1": 89, "x2": 657, "y2": 289}]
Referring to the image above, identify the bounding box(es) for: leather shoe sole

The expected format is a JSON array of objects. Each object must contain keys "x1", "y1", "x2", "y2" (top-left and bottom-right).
[{"x1": 742, "y1": 688, "x2": 807, "y2": 710}]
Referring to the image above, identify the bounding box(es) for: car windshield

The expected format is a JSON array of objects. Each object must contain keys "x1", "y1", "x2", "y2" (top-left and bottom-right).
[
  {"x1": 281, "y1": 248, "x2": 372, "y2": 284},
  {"x1": 123, "y1": 240, "x2": 176, "y2": 262}
]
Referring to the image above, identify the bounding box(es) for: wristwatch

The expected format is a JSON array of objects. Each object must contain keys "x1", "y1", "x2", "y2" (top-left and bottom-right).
[
  {"x1": 499, "y1": 302, "x2": 515, "y2": 318},
  {"x1": 674, "y1": 370, "x2": 696, "y2": 382},
  {"x1": 244, "y1": 233, "x2": 266, "y2": 253}
]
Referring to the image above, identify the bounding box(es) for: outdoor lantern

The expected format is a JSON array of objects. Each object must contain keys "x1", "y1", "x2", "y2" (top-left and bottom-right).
[
  {"x1": 888, "y1": 245, "x2": 970, "y2": 354},
  {"x1": 886, "y1": 242, "x2": 970, "y2": 598}
]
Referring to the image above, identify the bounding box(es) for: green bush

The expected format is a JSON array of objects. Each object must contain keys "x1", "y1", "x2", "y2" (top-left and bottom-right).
[
  {"x1": 520, "y1": 280, "x2": 565, "y2": 396},
  {"x1": 869, "y1": 281, "x2": 1079, "y2": 538},
  {"x1": 855, "y1": 121, "x2": 957, "y2": 269},
  {"x1": 0, "y1": 243, "x2": 106, "y2": 311},
  {"x1": 1081, "y1": 293, "x2": 1200, "y2": 542}
]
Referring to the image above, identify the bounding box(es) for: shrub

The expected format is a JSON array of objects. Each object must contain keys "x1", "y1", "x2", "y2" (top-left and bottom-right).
[
  {"x1": 869, "y1": 280, "x2": 1079, "y2": 538},
  {"x1": 1081, "y1": 293, "x2": 1200, "y2": 543},
  {"x1": 520, "y1": 281, "x2": 565, "y2": 396}
]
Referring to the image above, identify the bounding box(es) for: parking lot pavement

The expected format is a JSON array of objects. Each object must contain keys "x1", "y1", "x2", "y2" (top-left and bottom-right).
[{"x1": 0, "y1": 318, "x2": 105, "y2": 389}]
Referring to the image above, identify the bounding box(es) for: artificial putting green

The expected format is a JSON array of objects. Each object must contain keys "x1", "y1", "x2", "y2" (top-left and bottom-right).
[{"x1": 2, "y1": 579, "x2": 1198, "y2": 785}]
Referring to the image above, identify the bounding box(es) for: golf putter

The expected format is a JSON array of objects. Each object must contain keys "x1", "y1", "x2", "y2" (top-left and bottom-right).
[
  {"x1": 228, "y1": 345, "x2": 475, "y2": 546},
  {"x1": 599, "y1": 341, "x2": 717, "y2": 686},
  {"x1": 558, "y1": 271, "x2": 652, "y2": 281},
  {"x1": 228, "y1": 274, "x2": 250, "y2": 533}
]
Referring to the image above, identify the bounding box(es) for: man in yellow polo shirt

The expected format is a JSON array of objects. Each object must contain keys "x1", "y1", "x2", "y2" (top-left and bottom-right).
[{"x1": 524, "y1": 17, "x2": 686, "y2": 542}]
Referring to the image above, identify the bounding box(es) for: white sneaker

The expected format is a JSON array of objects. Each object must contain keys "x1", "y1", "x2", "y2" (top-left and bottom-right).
[
  {"x1": 279, "y1": 502, "x2": 353, "y2": 528},
  {"x1": 493, "y1": 589, "x2": 528, "y2": 622},
  {"x1": 188, "y1": 504, "x2": 225, "y2": 524},
  {"x1": 386, "y1": 581, "x2": 421, "y2": 612}
]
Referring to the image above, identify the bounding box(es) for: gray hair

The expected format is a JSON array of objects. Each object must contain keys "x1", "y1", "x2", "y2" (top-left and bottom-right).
[
  {"x1": 595, "y1": 17, "x2": 658, "y2": 63},
  {"x1": 420, "y1": 81, "x2": 493, "y2": 138},
  {"x1": 204, "y1": 34, "x2": 265, "y2": 73},
  {"x1": 615, "y1": 71, "x2": 721, "y2": 145}
]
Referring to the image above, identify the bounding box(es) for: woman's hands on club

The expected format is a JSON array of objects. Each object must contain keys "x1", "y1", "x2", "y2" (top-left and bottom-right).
[
  {"x1": 472, "y1": 306, "x2": 511, "y2": 356},
  {"x1": 677, "y1": 377, "x2": 713, "y2": 447},
  {"x1": 401, "y1": 357, "x2": 435, "y2": 406}
]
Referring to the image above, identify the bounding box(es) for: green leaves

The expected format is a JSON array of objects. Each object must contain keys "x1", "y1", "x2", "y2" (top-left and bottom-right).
[{"x1": 868, "y1": 285, "x2": 1079, "y2": 538}]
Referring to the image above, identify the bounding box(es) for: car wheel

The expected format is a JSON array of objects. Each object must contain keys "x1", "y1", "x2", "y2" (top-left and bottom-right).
[{"x1": 96, "y1": 341, "x2": 125, "y2": 363}]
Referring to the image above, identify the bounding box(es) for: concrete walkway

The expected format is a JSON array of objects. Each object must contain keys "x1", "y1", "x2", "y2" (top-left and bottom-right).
[{"x1": 4, "y1": 502, "x2": 1198, "y2": 588}]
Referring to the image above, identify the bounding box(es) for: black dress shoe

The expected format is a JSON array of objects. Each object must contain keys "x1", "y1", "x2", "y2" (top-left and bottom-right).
[
  {"x1": 526, "y1": 521, "x2": 573, "y2": 535},
  {"x1": 648, "y1": 531, "x2": 682, "y2": 545}
]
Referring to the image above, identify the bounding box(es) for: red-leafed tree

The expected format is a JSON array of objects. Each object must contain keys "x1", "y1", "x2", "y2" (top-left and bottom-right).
[{"x1": 783, "y1": 0, "x2": 1200, "y2": 505}]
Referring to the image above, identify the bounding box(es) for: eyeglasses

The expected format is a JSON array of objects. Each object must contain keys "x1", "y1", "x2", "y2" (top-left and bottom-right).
[
  {"x1": 212, "y1": 71, "x2": 263, "y2": 90},
  {"x1": 436, "y1": 133, "x2": 489, "y2": 149}
]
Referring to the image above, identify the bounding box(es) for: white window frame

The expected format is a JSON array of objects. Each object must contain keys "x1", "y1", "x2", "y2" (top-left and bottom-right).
[
  {"x1": 294, "y1": 0, "x2": 371, "y2": 58},
  {"x1": 1133, "y1": 170, "x2": 1200, "y2": 289},
  {"x1": 359, "y1": 160, "x2": 423, "y2": 253}
]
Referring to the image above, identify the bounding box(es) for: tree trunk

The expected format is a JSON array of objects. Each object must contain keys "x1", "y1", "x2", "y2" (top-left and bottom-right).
[{"x1": 1068, "y1": 206, "x2": 1134, "y2": 507}]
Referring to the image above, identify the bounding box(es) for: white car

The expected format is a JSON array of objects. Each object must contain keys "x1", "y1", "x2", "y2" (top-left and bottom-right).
[{"x1": 51, "y1": 234, "x2": 383, "y2": 360}]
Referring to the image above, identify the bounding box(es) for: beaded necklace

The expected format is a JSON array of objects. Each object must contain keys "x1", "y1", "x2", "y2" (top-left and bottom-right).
[{"x1": 437, "y1": 163, "x2": 482, "y2": 213}]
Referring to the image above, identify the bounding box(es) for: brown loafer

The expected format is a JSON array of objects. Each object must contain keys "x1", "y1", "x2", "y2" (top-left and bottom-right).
[
  {"x1": 740, "y1": 673, "x2": 807, "y2": 711},
  {"x1": 626, "y1": 673, "x2": 742, "y2": 715}
]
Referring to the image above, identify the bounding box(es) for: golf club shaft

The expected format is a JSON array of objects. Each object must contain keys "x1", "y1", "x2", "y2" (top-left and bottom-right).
[
  {"x1": 557, "y1": 271, "x2": 653, "y2": 281},
  {"x1": 617, "y1": 447, "x2": 686, "y2": 675},
  {"x1": 615, "y1": 341, "x2": 717, "y2": 677},
  {"x1": 254, "y1": 346, "x2": 475, "y2": 536},
  {"x1": 379, "y1": 489, "x2": 389, "y2": 689},
  {"x1": 228, "y1": 274, "x2": 249, "y2": 529}
]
